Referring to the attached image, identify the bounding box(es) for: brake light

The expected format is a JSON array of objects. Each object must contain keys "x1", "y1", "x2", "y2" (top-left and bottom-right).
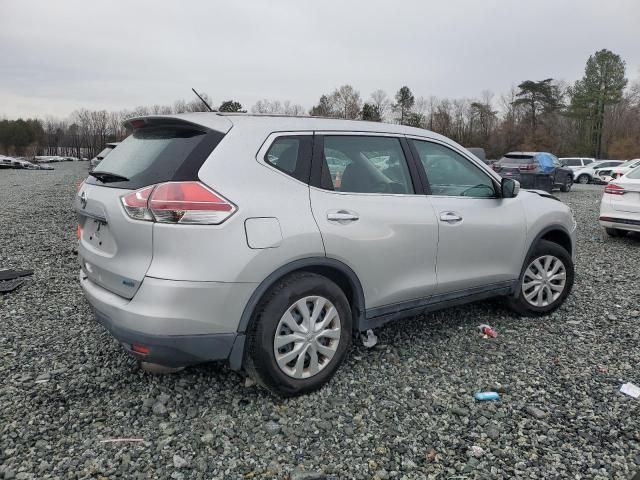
[
  {"x1": 519, "y1": 164, "x2": 537, "y2": 171},
  {"x1": 120, "y1": 182, "x2": 235, "y2": 225},
  {"x1": 121, "y1": 185, "x2": 155, "y2": 221},
  {"x1": 604, "y1": 183, "x2": 625, "y2": 195}
]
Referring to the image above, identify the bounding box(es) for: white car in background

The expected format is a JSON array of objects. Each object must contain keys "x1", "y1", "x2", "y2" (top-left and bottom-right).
[
  {"x1": 560, "y1": 157, "x2": 595, "y2": 171},
  {"x1": 599, "y1": 166, "x2": 640, "y2": 237},
  {"x1": 572, "y1": 160, "x2": 623, "y2": 184},
  {"x1": 596, "y1": 159, "x2": 640, "y2": 183}
]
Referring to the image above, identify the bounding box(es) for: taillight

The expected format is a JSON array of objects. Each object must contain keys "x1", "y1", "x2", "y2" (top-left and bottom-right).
[
  {"x1": 519, "y1": 164, "x2": 537, "y2": 171},
  {"x1": 604, "y1": 183, "x2": 625, "y2": 195},
  {"x1": 120, "y1": 182, "x2": 236, "y2": 225},
  {"x1": 121, "y1": 185, "x2": 155, "y2": 221}
]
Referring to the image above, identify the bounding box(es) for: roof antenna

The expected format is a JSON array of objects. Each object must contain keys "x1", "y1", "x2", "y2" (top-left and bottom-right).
[{"x1": 191, "y1": 87, "x2": 214, "y2": 112}]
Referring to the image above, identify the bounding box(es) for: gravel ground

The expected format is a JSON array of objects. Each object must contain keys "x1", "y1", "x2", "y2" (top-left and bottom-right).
[{"x1": 1, "y1": 163, "x2": 639, "y2": 480}]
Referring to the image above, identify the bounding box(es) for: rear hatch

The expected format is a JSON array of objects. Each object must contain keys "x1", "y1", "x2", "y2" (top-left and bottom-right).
[
  {"x1": 612, "y1": 170, "x2": 640, "y2": 214},
  {"x1": 493, "y1": 154, "x2": 538, "y2": 178},
  {"x1": 76, "y1": 117, "x2": 229, "y2": 298}
]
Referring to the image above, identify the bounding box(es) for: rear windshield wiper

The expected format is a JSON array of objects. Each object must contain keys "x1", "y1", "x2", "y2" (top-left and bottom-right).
[{"x1": 90, "y1": 171, "x2": 129, "y2": 183}]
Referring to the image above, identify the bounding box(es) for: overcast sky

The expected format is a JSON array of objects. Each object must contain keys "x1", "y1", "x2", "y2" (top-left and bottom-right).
[{"x1": 1, "y1": 0, "x2": 639, "y2": 119}]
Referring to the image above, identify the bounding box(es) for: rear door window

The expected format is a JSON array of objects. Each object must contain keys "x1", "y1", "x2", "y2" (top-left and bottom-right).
[
  {"x1": 319, "y1": 136, "x2": 414, "y2": 194},
  {"x1": 87, "y1": 125, "x2": 224, "y2": 189},
  {"x1": 565, "y1": 159, "x2": 581, "y2": 166}
]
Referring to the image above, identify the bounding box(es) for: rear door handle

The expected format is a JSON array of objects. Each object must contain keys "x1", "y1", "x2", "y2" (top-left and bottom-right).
[
  {"x1": 327, "y1": 210, "x2": 359, "y2": 222},
  {"x1": 439, "y1": 211, "x2": 462, "y2": 223}
]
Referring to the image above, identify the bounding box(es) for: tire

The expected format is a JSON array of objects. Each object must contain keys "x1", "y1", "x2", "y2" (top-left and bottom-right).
[
  {"x1": 577, "y1": 174, "x2": 590, "y2": 184},
  {"x1": 560, "y1": 177, "x2": 573, "y2": 192},
  {"x1": 246, "y1": 272, "x2": 352, "y2": 397},
  {"x1": 605, "y1": 227, "x2": 627, "y2": 238},
  {"x1": 507, "y1": 240, "x2": 574, "y2": 316}
]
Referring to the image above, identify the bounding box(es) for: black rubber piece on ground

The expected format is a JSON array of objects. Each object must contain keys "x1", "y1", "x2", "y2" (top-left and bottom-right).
[{"x1": 0, "y1": 269, "x2": 34, "y2": 281}]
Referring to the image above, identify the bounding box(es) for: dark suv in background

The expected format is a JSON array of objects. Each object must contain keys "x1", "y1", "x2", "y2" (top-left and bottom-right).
[{"x1": 493, "y1": 152, "x2": 573, "y2": 193}]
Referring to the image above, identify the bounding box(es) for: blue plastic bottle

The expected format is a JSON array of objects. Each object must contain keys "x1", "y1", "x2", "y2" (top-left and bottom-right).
[{"x1": 474, "y1": 391, "x2": 500, "y2": 401}]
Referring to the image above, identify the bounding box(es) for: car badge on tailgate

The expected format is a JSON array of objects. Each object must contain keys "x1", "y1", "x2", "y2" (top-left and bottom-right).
[{"x1": 80, "y1": 191, "x2": 87, "y2": 209}]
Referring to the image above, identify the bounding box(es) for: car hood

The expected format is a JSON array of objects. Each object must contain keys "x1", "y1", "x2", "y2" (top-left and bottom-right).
[{"x1": 523, "y1": 189, "x2": 560, "y2": 201}]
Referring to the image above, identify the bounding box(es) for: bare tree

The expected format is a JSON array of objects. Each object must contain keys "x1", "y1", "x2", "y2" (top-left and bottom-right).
[
  {"x1": 330, "y1": 85, "x2": 362, "y2": 119},
  {"x1": 370, "y1": 89, "x2": 391, "y2": 121}
]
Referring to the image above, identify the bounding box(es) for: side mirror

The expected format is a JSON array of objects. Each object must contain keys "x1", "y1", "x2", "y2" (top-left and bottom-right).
[{"x1": 501, "y1": 177, "x2": 520, "y2": 198}]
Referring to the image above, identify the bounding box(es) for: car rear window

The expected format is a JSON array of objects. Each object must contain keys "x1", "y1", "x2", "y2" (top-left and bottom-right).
[
  {"x1": 498, "y1": 155, "x2": 536, "y2": 164},
  {"x1": 86, "y1": 125, "x2": 224, "y2": 189}
]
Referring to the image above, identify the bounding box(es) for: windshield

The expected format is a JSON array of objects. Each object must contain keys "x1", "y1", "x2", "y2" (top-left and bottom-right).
[
  {"x1": 89, "y1": 125, "x2": 224, "y2": 189},
  {"x1": 627, "y1": 166, "x2": 640, "y2": 179},
  {"x1": 619, "y1": 159, "x2": 640, "y2": 168}
]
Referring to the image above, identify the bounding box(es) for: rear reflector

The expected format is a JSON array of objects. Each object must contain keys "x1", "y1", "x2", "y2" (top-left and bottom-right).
[
  {"x1": 604, "y1": 183, "x2": 625, "y2": 195},
  {"x1": 120, "y1": 181, "x2": 236, "y2": 225}
]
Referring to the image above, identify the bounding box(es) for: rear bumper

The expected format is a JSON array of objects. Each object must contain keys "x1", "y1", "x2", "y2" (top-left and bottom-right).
[
  {"x1": 599, "y1": 216, "x2": 640, "y2": 233},
  {"x1": 80, "y1": 272, "x2": 256, "y2": 367}
]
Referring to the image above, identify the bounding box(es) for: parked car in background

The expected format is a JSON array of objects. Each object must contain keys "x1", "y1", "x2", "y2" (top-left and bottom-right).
[
  {"x1": 89, "y1": 142, "x2": 119, "y2": 171},
  {"x1": 596, "y1": 159, "x2": 640, "y2": 183},
  {"x1": 599, "y1": 165, "x2": 640, "y2": 237},
  {"x1": 77, "y1": 114, "x2": 576, "y2": 396},
  {"x1": 493, "y1": 152, "x2": 573, "y2": 192},
  {"x1": 466, "y1": 147, "x2": 487, "y2": 162},
  {"x1": 572, "y1": 160, "x2": 623, "y2": 184},
  {"x1": 560, "y1": 157, "x2": 595, "y2": 170}
]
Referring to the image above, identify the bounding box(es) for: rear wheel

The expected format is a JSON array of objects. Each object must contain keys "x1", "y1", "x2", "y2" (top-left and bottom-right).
[
  {"x1": 560, "y1": 176, "x2": 573, "y2": 192},
  {"x1": 246, "y1": 272, "x2": 352, "y2": 397},
  {"x1": 605, "y1": 227, "x2": 627, "y2": 237},
  {"x1": 577, "y1": 174, "x2": 590, "y2": 184},
  {"x1": 508, "y1": 240, "x2": 574, "y2": 316}
]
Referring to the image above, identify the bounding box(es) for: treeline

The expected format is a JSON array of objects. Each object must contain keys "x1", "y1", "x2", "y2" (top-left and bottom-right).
[{"x1": 1, "y1": 49, "x2": 639, "y2": 160}]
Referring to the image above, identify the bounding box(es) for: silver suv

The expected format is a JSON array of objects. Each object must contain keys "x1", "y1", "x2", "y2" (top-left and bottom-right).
[{"x1": 77, "y1": 114, "x2": 576, "y2": 396}]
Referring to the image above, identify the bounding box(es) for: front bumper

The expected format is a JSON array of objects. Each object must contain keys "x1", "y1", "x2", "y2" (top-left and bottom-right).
[{"x1": 80, "y1": 272, "x2": 256, "y2": 367}]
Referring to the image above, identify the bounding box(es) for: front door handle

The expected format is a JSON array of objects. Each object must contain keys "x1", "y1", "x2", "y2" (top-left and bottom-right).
[
  {"x1": 439, "y1": 211, "x2": 463, "y2": 223},
  {"x1": 327, "y1": 210, "x2": 359, "y2": 222}
]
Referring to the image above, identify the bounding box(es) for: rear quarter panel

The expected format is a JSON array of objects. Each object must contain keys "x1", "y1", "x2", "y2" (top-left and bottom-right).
[{"x1": 146, "y1": 124, "x2": 325, "y2": 283}]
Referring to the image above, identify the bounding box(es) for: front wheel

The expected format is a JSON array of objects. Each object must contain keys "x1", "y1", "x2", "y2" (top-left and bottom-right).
[
  {"x1": 507, "y1": 240, "x2": 574, "y2": 315},
  {"x1": 577, "y1": 174, "x2": 590, "y2": 184},
  {"x1": 246, "y1": 272, "x2": 352, "y2": 397}
]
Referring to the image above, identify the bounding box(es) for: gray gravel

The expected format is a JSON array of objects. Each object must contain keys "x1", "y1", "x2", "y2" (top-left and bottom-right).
[{"x1": 1, "y1": 163, "x2": 639, "y2": 479}]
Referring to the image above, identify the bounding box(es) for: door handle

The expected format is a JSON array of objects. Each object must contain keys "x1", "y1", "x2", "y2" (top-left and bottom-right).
[
  {"x1": 439, "y1": 211, "x2": 463, "y2": 223},
  {"x1": 327, "y1": 210, "x2": 359, "y2": 222}
]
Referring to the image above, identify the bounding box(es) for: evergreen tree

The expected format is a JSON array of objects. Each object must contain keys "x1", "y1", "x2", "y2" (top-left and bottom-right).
[
  {"x1": 569, "y1": 49, "x2": 627, "y2": 158},
  {"x1": 394, "y1": 86, "x2": 415, "y2": 124}
]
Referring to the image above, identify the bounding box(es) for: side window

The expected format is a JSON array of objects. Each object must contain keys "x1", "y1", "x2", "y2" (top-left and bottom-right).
[
  {"x1": 584, "y1": 159, "x2": 593, "y2": 165},
  {"x1": 565, "y1": 159, "x2": 581, "y2": 167},
  {"x1": 320, "y1": 136, "x2": 414, "y2": 194},
  {"x1": 265, "y1": 136, "x2": 311, "y2": 183},
  {"x1": 411, "y1": 140, "x2": 496, "y2": 198}
]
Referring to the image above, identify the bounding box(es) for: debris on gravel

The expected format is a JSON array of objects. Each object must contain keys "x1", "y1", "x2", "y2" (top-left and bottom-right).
[{"x1": 1, "y1": 166, "x2": 639, "y2": 479}]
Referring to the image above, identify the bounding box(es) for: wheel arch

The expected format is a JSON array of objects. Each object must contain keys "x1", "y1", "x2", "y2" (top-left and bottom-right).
[
  {"x1": 521, "y1": 225, "x2": 574, "y2": 280},
  {"x1": 237, "y1": 257, "x2": 366, "y2": 335}
]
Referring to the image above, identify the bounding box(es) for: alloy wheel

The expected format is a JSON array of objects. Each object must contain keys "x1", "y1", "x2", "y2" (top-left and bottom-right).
[
  {"x1": 273, "y1": 296, "x2": 341, "y2": 379},
  {"x1": 522, "y1": 255, "x2": 567, "y2": 307}
]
